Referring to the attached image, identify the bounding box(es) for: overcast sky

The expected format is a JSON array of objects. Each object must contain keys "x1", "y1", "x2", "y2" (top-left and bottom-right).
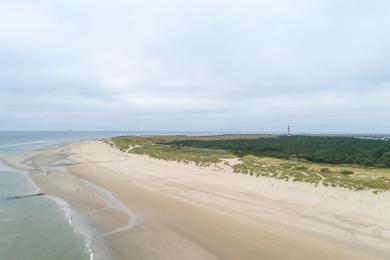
[{"x1": 1, "y1": 0, "x2": 390, "y2": 133}]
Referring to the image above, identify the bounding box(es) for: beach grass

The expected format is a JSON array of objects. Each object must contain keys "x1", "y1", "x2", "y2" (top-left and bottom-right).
[
  {"x1": 109, "y1": 136, "x2": 390, "y2": 192},
  {"x1": 131, "y1": 144, "x2": 235, "y2": 166},
  {"x1": 232, "y1": 155, "x2": 390, "y2": 192}
]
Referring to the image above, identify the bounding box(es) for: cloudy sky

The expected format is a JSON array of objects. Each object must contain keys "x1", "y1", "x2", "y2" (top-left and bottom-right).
[{"x1": 1, "y1": 0, "x2": 390, "y2": 133}]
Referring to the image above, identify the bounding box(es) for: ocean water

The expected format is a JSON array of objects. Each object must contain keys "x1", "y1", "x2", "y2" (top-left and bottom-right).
[
  {"x1": 0, "y1": 131, "x2": 226, "y2": 260},
  {"x1": 0, "y1": 131, "x2": 133, "y2": 260}
]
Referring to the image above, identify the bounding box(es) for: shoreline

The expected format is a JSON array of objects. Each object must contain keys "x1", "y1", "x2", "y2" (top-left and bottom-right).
[
  {"x1": 1, "y1": 147, "x2": 110, "y2": 260},
  {"x1": 2, "y1": 140, "x2": 390, "y2": 259},
  {"x1": 48, "y1": 195, "x2": 96, "y2": 260}
]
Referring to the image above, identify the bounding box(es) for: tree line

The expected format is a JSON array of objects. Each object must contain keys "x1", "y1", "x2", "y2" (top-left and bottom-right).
[{"x1": 169, "y1": 136, "x2": 390, "y2": 168}]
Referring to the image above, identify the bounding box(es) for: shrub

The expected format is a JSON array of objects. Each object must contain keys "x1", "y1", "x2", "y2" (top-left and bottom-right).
[{"x1": 340, "y1": 170, "x2": 354, "y2": 175}]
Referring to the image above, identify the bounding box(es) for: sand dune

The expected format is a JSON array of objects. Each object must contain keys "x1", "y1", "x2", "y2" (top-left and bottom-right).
[{"x1": 2, "y1": 140, "x2": 390, "y2": 260}]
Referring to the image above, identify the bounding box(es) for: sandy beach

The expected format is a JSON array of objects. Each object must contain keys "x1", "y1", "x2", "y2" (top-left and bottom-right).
[{"x1": 2, "y1": 140, "x2": 390, "y2": 260}]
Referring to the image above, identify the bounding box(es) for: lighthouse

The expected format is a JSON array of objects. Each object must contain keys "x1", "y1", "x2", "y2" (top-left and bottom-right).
[{"x1": 288, "y1": 125, "x2": 291, "y2": 136}]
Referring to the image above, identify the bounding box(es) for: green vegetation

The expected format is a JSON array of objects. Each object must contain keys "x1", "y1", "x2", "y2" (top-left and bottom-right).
[
  {"x1": 110, "y1": 135, "x2": 180, "y2": 151},
  {"x1": 340, "y1": 170, "x2": 354, "y2": 175},
  {"x1": 231, "y1": 156, "x2": 390, "y2": 192},
  {"x1": 320, "y1": 168, "x2": 331, "y2": 174},
  {"x1": 233, "y1": 156, "x2": 322, "y2": 183},
  {"x1": 109, "y1": 135, "x2": 234, "y2": 166},
  {"x1": 110, "y1": 134, "x2": 263, "y2": 152},
  {"x1": 131, "y1": 144, "x2": 234, "y2": 166},
  {"x1": 170, "y1": 136, "x2": 390, "y2": 168},
  {"x1": 108, "y1": 135, "x2": 390, "y2": 192}
]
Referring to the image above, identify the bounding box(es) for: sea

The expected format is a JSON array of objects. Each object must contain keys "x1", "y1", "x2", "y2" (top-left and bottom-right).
[
  {"x1": 0, "y1": 131, "x2": 141, "y2": 260},
  {"x1": 0, "y1": 131, "x2": 226, "y2": 260}
]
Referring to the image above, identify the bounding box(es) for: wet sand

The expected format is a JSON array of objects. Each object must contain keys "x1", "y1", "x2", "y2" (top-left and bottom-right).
[{"x1": 2, "y1": 140, "x2": 390, "y2": 259}]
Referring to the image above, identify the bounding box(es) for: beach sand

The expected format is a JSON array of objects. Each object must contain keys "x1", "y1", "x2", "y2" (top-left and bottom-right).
[{"x1": 2, "y1": 140, "x2": 390, "y2": 259}]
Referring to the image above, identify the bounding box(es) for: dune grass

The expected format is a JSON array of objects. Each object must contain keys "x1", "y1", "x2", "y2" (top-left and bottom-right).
[
  {"x1": 109, "y1": 136, "x2": 173, "y2": 151},
  {"x1": 131, "y1": 144, "x2": 234, "y2": 166},
  {"x1": 232, "y1": 155, "x2": 390, "y2": 192},
  {"x1": 109, "y1": 135, "x2": 390, "y2": 192}
]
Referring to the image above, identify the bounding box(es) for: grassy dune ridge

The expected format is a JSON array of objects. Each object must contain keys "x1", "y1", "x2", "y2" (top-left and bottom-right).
[
  {"x1": 108, "y1": 135, "x2": 390, "y2": 192},
  {"x1": 109, "y1": 136, "x2": 235, "y2": 166}
]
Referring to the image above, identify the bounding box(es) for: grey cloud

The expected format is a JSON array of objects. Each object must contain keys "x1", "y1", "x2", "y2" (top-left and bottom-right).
[{"x1": 1, "y1": 0, "x2": 390, "y2": 132}]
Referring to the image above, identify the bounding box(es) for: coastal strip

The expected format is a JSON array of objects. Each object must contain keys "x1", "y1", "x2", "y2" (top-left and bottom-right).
[{"x1": 2, "y1": 140, "x2": 390, "y2": 259}]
